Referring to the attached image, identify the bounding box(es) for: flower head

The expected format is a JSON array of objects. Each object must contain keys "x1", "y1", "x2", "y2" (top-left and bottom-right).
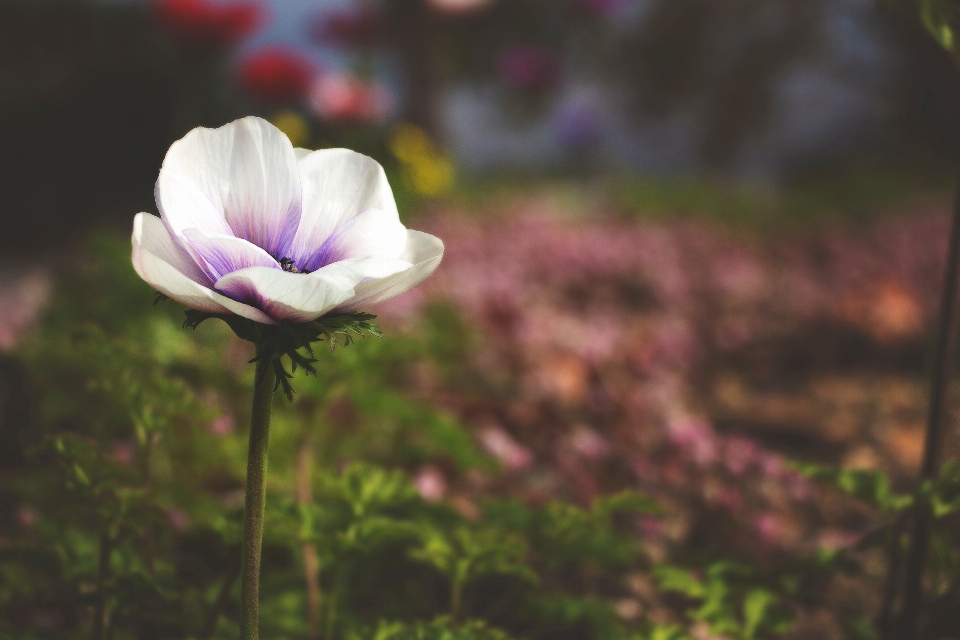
[{"x1": 132, "y1": 116, "x2": 443, "y2": 326}]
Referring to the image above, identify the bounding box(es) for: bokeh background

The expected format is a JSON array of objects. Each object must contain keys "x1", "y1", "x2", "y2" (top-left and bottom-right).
[{"x1": 3, "y1": 1, "x2": 960, "y2": 639}]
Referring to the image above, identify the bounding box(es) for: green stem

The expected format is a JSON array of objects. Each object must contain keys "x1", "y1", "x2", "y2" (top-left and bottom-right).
[
  {"x1": 450, "y1": 578, "x2": 463, "y2": 622},
  {"x1": 90, "y1": 531, "x2": 112, "y2": 640},
  {"x1": 239, "y1": 366, "x2": 276, "y2": 640}
]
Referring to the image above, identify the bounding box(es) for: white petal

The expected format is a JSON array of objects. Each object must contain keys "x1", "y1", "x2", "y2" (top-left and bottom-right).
[
  {"x1": 155, "y1": 171, "x2": 233, "y2": 238},
  {"x1": 131, "y1": 213, "x2": 276, "y2": 324},
  {"x1": 296, "y1": 207, "x2": 408, "y2": 274},
  {"x1": 180, "y1": 228, "x2": 280, "y2": 282},
  {"x1": 289, "y1": 148, "x2": 400, "y2": 268},
  {"x1": 334, "y1": 230, "x2": 444, "y2": 312},
  {"x1": 294, "y1": 147, "x2": 313, "y2": 160},
  {"x1": 157, "y1": 116, "x2": 302, "y2": 257},
  {"x1": 215, "y1": 256, "x2": 409, "y2": 323}
]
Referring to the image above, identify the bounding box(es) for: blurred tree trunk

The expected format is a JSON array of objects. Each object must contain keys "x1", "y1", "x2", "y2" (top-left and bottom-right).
[{"x1": 388, "y1": 0, "x2": 441, "y2": 138}]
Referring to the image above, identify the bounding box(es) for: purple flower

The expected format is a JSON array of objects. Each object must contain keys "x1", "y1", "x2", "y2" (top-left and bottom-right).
[{"x1": 132, "y1": 117, "x2": 444, "y2": 324}]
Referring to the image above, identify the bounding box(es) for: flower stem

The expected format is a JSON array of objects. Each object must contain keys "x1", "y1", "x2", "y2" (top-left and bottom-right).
[
  {"x1": 894, "y1": 165, "x2": 960, "y2": 638},
  {"x1": 240, "y1": 366, "x2": 276, "y2": 640}
]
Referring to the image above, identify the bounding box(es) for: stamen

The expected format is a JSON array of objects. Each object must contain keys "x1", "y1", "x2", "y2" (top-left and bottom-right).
[{"x1": 277, "y1": 257, "x2": 311, "y2": 274}]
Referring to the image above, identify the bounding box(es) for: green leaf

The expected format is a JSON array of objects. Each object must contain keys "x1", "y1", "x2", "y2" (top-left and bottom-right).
[
  {"x1": 653, "y1": 565, "x2": 706, "y2": 598},
  {"x1": 742, "y1": 589, "x2": 774, "y2": 639}
]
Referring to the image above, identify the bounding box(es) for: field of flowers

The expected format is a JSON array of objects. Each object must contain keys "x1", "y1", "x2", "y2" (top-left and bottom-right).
[{"x1": 2, "y1": 180, "x2": 959, "y2": 639}]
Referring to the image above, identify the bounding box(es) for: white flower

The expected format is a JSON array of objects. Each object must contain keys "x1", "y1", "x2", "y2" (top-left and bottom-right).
[{"x1": 132, "y1": 116, "x2": 443, "y2": 324}]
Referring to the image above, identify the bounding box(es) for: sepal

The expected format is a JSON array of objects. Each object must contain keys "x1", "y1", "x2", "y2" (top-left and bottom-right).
[{"x1": 183, "y1": 308, "x2": 383, "y2": 401}]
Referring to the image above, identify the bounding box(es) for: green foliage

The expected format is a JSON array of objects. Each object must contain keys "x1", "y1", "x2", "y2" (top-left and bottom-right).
[
  {"x1": 885, "y1": 0, "x2": 960, "y2": 64},
  {"x1": 349, "y1": 617, "x2": 516, "y2": 640},
  {"x1": 653, "y1": 563, "x2": 793, "y2": 640},
  {"x1": 13, "y1": 230, "x2": 950, "y2": 640},
  {"x1": 793, "y1": 463, "x2": 913, "y2": 512}
]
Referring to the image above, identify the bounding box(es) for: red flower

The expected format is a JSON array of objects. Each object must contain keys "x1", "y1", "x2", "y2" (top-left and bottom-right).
[
  {"x1": 311, "y1": 6, "x2": 386, "y2": 50},
  {"x1": 153, "y1": 0, "x2": 263, "y2": 52},
  {"x1": 237, "y1": 48, "x2": 315, "y2": 105}
]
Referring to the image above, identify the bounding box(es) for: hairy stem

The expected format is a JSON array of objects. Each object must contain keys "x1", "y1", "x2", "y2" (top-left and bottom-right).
[
  {"x1": 239, "y1": 366, "x2": 276, "y2": 640},
  {"x1": 896, "y1": 165, "x2": 960, "y2": 638}
]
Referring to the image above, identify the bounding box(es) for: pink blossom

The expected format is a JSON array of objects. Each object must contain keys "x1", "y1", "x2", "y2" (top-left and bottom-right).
[
  {"x1": 0, "y1": 270, "x2": 51, "y2": 351},
  {"x1": 111, "y1": 442, "x2": 135, "y2": 467},
  {"x1": 309, "y1": 74, "x2": 393, "y2": 124},
  {"x1": 570, "y1": 427, "x2": 610, "y2": 460},
  {"x1": 168, "y1": 508, "x2": 190, "y2": 532},
  {"x1": 723, "y1": 435, "x2": 760, "y2": 476},
  {"x1": 668, "y1": 418, "x2": 717, "y2": 466},
  {"x1": 414, "y1": 466, "x2": 447, "y2": 502},
  {"x1": 208, "y1": 414, "x2": 235, "y2": 436},
  {"x1": 479, "y1": 426, "x2": 533, "y2": 471},
  {"x1": 17, "y1": 505, "x2": 37, "y2": 529}
]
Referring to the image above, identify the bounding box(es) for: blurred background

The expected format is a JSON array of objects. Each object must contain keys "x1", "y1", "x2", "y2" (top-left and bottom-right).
[{"x1": 3, "y1": 1, "x2": 960, "y2": 639}]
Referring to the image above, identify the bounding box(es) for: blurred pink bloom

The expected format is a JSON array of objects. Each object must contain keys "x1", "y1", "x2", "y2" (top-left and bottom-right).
[
  {"x1": 168, "y1": 508, "x2": 190, "y2": 532},
  {"x1": 311, "y1": 6, "x2": 386, "y2": 49},
  {"x1": 17, "y1": 505, "x2": 37, "y2": 529},
  {"x1": 754, "y1": 512, "x2": 781, "y2": 542},
  {"x1": 817, "y1": 529, "x2": 859, "y2": 551},
  {"x1": 309, "y1": 74, "x2": 392, "y2": 123},
  {"x1": 713, "y1": 486, "x2": 744, "y2": 512},
  {"x1": 237, "y1": 48, "x2": 315, "y2": 105},
  {"x1": 428, "y1": 0, "x2": 495, "y2": 16},
  {"x1": 668, "y1": 418, "x2": 717, "y2": 466},
  {"x1": 153, "y1": 0, "x2": 263, "y2": 52},
  {"x1": 496, "y1": 46, "x2": 560, "y2": 92},
  {"x1": 414, "y1": 465, "x2": 447, "y2": 501},
  {"x1": 208, "y1": 413, "x2": 235, "y2": 436},
  {"x1": 723, "y1": 435, "x2": 760, "y2": 476},
  {"x1": 111, "y1": 442, "x2": 135, "y2": 467},
  {"x1": 480, "y1": 426, "x2": 533, "y2": 470},
  {"x1": 638, "y1": 516, "x2": 663, "y2": 538},
  {"x1": 782, "y1": 469, "x2": 811, "y2": 502},
  {"x1": 570, "y1": 427, "x2": 610, "y2": 460},
  {"x1": 0, "y1": 270, "x2": 51, "y2": 351}
]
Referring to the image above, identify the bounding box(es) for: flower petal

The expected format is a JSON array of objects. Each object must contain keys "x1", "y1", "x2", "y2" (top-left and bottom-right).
[
  {"x1": 288, "y1": 148, "x2": 400, "y2": 268},
  {"x1": 334, "y1": 230, "x2": 444, "y2": 312},
  {"x1": 298, "y1": 207, "x2": 408, "y2": 274},
  {"x1": 157, "y1": 116, "x2": 302, "y2": 257},
  {"x1": 131, "y1": 213, "x2": 276, "y2": 324},
  {"x1": 293, "y1": 147, "x2": 313, "y2": 160},
  {"x1": 181, "y1": 228, "x2": 280, "y2": 282},
  {"x1": 155, "y1": 170, "x2": 233, "y2": 238},
  {"x1": 215, "y1": 256, "x2": 409, "y2": 323}
]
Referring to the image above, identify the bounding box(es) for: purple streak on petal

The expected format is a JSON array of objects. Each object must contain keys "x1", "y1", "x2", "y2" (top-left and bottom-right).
[
  {"x1": 299, "y1": 216, "x2": 353, "y2": 273},
  {"x1": 213, "y1": 271, "x2": 265, "y2": 309},
  {"x1": 181, "y1": 228, "x2": 280, "y2": 282},
  {"x1": 298, "y1": 207, "x2": 406, "y2": 274}
]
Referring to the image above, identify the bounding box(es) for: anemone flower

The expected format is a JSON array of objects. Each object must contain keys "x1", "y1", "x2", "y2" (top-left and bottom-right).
[
  {"x1": 131, "y1": 116, "x2": 442, "y2": 640},
  {"x1": 132, "y1": 116, "x2": 442, "y2": 327}
]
